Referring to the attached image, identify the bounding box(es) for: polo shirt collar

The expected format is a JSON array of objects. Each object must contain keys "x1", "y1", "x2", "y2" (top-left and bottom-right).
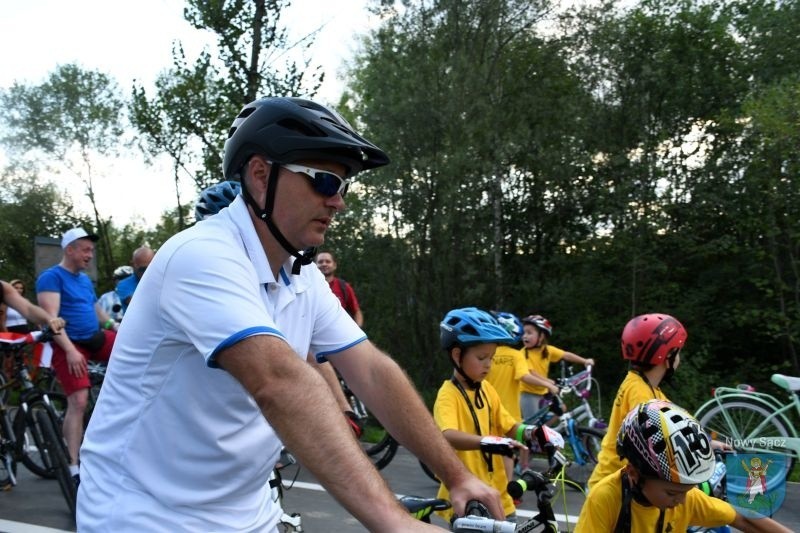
[{"x1": 226, "y1": 195, "x2": 310, "y2": 295}]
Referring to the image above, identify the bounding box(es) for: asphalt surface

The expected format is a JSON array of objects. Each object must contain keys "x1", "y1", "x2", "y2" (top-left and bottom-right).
[{"x1": 1, "y1": 446, "x2": 799, "y2": 532}]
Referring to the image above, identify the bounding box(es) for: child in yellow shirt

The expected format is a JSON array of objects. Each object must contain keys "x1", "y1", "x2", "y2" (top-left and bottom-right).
[
  {"x1": 576, "y1": 399, "x2": 791, "y2": 532},
  {"x1": 519, "y1": 314, "x2": 594, "y2": 423},
  {"x1": 433, "y1": 307, "x2": 546, "y2": 523}
]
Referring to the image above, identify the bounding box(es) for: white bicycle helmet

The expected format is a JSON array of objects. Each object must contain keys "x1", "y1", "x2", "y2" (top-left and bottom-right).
[{"x1": 617, "y1": 399, "x2": 715, "y2": 485}]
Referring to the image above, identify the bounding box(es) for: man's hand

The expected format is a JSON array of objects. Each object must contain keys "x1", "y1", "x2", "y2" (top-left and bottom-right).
[
  {"x1": 66, "y1": 347, "x2": 87, "y2": 378},
  {"x1": 447, "y1": 474, "x2": 505, "y2": 521},
  {"x1": 48, "y1": 317, "x2": 66, "y2": 333}
]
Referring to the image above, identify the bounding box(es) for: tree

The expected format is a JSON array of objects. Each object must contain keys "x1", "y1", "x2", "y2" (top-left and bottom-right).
[
  {"x1": 0, "y1": 168, "x2": 79, "y2": 285},
  {"x1": 130, "y1": 0, "x2": 325, "y2": 201},
  {"x1": 0, "y1": 64, "x2": 126, "y2": 277}
]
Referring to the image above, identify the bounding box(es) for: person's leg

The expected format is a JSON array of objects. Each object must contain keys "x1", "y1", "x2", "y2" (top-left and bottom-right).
[
  {"x1": 51, "y1": 344, "x2": 91, "y2": 467},
  {"x1": 520, "y1": 392, "x2": 543, "y2": 422},
  {"x1": 63, "y1": 388, "x2": 89, "y2": 464}
]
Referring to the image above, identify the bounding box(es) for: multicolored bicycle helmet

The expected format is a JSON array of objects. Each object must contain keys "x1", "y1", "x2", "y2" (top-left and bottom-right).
[
  {"x1": 621, "y1": 314, "x2": 687, "y2": 366},
  {"x1": 195, "y1": 180, "x2": 241, "y2": 222},
  {"x1": 522, "y1": 314, "x2": 553, "y2": 336},
  {"x1": 492, "y1": 311, "x2": 523, "y2": 343},
  {"x1": 616, "y1": 399, "x2": 714, "y2": 485},
  {"x1": 440, "y1": 307, "x2": 515, "y2": 351},
  {"x1": 113, "y1": 265, "x2": 133, "y2": 281}
]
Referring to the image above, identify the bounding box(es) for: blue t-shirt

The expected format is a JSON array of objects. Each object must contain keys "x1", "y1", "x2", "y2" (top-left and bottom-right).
[
  {"x1": 115, "y1": 274, "x2": 139, "y2": 312},
  {"x1": 36, "y1": 265, "x2": 99, "y2": 341}
]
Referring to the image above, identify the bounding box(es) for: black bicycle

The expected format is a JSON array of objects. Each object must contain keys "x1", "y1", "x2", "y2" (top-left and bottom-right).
[
  {"x1": 338, "y1": 372, "x2": 398, "y2": 470},
  {"x1": 0, "y1": 328, "x2": 76, "y2": 518}
]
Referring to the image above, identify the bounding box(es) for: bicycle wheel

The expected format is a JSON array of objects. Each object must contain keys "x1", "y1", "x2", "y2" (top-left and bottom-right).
[
  {"x1": 698, "y1": 400, "x2": 795, "y2": 475},
  {"x1": 561, "y1": 426, "x2": 605, "y2": 489},
  {"x1": 33, "y1": 408, "x2": 76, "y2": 517},
  {"x1": 419, "y1": 460, "x2": 440, "y2": 483},
  {"x1": 13, "y1": 396, "x2": 64, "y2": 479},
  {"x1": 343, "y1": 386, "x2": 398, "y2": 470},
  {"x1": 0, "y1": 412, "x2": 17, "y2": 488},
  {"x1": 0, "y1": 370, "x2": 9, "y2": 405},
  {"x1": 363, "y1": 425, "x2": 398, "y2": 470}
]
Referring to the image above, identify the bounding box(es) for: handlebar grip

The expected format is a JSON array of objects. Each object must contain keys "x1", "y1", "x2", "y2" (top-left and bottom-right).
[{"x1": 464, "y1": 500, "x2": 490, "y2": 518}]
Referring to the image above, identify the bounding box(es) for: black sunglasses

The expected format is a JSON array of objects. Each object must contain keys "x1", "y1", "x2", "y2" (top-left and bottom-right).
[{"x1": 281, "y1": 163, "x2": 349, "y2": 198}]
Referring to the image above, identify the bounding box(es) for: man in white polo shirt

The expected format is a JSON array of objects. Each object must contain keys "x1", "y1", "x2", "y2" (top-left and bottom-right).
[{"x1": 77, "y1": 97, "x2": 503, "y2": 532}]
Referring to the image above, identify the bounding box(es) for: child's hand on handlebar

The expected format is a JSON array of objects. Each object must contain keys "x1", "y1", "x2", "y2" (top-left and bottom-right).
[{"x1": 479, "y1": 436, "x2": 524, "y2": 457}]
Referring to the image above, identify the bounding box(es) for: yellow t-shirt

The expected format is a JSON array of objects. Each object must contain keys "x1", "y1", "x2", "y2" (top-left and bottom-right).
[
  {"x1": 519, "y1": 345, "x2": 566, "y2": 395},
  {"x1": 485, "y1": 345, "x2": 528, "y2": 421},
  {"x1": 586, "y1": 370, "x2": 669, "y2": 489},
  {"x1": 433, "y1": 379, "x2": 518, "y2": 521},
  {"x1": 575, "y1": 469, "x2": 737, "y2": 532}
]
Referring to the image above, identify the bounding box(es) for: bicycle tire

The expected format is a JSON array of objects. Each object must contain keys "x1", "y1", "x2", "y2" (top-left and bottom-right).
[
  {"x1": 344, "y1": 385, "x2": 398, "y2": 470},
  {"x1": 13, "y1": 396, "x2": 64, "y2": 479},
  {"x1": 561, "y1": 426, "x2": 605, "y2": 490},
  {"x1": 0, "y1": 412, "x2": 17, "y2": 488},
  {"x1": 698, "y1": 400, "x2": 795, "y2": 475},
  {"x1": 365, "y1": 432, "x2": 399, "y2": 470},
  {"x1": 33, "y1": 408, "x2": 76, "y2": 517},
  {"x1": 0, "y1": 370, "x2": 9, "y2": 405},
  {"x1": 419, "y1": 459, "x2": 440, "y2": 483}
]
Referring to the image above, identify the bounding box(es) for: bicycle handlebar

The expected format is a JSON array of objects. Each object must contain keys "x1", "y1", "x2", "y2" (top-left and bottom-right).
[
  {"x1": 0, "y1": 326, "x2": 57, "y2": 348},
  {"x1": 451, "y1": 501, "x2": 515, "y2": 533}
]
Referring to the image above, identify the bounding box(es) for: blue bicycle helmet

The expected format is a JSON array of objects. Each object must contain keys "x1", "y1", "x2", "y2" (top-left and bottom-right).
[
  {"x1": 195, "y1": 181, "x2": 241, "y2": 222},
  {"x1": 492, "y1": 311, "x2": 523, "y2": 343},
  {"x1": 440, "y1": 307, "x2": 515, "y2": 350}
]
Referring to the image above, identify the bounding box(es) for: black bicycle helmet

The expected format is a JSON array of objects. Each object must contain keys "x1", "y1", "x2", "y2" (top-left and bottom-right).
[
  {"x1": 222, "y1": 97, "x2": 390, "y2": 274},
  {"x1": 223, "y1": 97, "x2": 389, "y2": 180},
  {"x1": 195, "y1": 181, "x2": 242, "y2": 222}
]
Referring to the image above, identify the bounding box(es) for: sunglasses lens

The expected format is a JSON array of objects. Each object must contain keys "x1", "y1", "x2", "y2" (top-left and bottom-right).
[{"x1": 311, "y1": 172, "x2": 347, "y2": 197}]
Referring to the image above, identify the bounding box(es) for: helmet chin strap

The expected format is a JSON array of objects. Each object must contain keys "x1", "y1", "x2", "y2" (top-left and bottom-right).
[{"x1": 241, "y1": 163, "x2": 314, "y2": 275}]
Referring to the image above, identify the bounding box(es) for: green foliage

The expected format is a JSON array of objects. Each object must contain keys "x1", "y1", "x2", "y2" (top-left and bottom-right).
[{"x1": 130, "y1": 0, "x2": 325, "y2": 194}]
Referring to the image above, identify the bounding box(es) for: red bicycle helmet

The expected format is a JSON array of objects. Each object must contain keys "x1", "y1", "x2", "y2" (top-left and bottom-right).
[
  {"x1": 621, "y1": 314, "x2": 687, "y2": 365},
  {"x1": 522, "y1": 315, "x2": 553, "y2": 336}
]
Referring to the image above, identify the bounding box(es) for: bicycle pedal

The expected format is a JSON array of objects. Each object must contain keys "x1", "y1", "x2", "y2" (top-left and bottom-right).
[{"x1": 1, "y1": 483, "x2": 12, "y2": 491}]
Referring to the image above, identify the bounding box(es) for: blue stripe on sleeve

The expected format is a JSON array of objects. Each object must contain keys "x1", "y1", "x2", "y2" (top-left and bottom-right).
[
  {"x1": 207, "y1": 326, "x2": 287, "y2": 368},
  {"x1": 315, "y1": 336, "x2": 368, "y2": 362}
]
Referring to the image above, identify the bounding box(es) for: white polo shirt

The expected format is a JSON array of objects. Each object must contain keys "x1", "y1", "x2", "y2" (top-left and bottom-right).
[{"x1": 77, "y1": 196, "x2": 365, "y2": 532}]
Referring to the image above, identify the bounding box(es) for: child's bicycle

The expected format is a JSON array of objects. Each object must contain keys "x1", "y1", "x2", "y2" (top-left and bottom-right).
[
  {"x1": 524, "y1": 363, "x2": 606, "y2": 489},
  {"x1": 0, "y1": 328, "x2": 76, "y2": 518},
  {"x1": 694, "y1": 374, "x2": 800, "y2": 478},
  {"x1": 401, "y1": 470, "x2": 565, "y2": 532}
]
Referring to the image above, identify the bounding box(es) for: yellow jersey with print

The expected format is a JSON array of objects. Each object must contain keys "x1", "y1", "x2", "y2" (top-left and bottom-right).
[
  {"x1": 519, "y1": 345, "x2": 566, "y2": 395},
  {"x1": 433, "y1": 379, "x2": 518, "y2": 521},
  {"x1": 586, "y1": 370, "x2": 669, "y2": 489},
  {"x1": 576, "y1": 469, "x2": 736, "y2": 532},
  {"x1": 486, "y1": 345, "x2": 528, "y2": 421}
]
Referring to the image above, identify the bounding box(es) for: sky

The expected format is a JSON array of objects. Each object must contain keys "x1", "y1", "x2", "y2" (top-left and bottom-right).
[{"x1": 0, "y1": 0, "x2": 377, "y2": 228}]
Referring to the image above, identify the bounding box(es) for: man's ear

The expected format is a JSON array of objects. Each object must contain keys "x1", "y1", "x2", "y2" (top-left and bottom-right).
[{"x1": 247, "y1": 157, "x2": 271, "y2": 192}]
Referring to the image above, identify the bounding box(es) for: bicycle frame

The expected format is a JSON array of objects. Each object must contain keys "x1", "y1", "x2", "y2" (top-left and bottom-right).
[{"x1": 695, "y1": 374, "x2": 800, "y2": 458}]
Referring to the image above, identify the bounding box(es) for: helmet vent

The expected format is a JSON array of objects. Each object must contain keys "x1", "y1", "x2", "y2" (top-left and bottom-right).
[{"x1": 278, "y1": 118, "x2": 325, "y2": 137}]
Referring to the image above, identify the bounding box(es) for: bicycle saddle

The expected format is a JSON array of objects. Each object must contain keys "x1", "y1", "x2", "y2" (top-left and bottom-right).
[
  {"x1": 772, "y1": 374, "x2": 800, "y2": 392},
  {"x1": 398, "y1": 495, "x2": 451, "y2": 514}
]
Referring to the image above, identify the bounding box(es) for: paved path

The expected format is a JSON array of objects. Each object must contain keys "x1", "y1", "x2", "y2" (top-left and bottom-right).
[{"x1": 1, "y1": 447, "x2": 799, "y2": 531}]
